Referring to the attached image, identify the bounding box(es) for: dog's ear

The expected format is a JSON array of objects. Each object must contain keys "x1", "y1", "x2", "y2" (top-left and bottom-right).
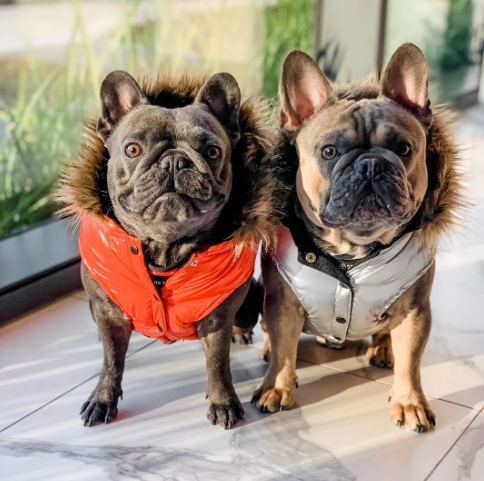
[
  {"x1": 381, "y1": 43, "x2": 432, "y2": 129},
  {"x1": 280, "y1": 50, "x2": 334, "y2": 131},
  {"x1": 195, "y1": 73, "x2": 241, "y2": 146},
  {"x1": 97, "y1": 71, "x2": 148, "y2": 142}
]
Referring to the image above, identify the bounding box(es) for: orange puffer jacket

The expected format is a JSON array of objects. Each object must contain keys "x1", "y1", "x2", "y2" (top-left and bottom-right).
[{"x1": 79, "y1": 215, "x2": 256, "y2": 343}]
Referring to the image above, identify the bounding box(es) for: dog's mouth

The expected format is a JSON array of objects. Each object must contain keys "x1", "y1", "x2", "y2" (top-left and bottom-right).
[
  {"x1": 117, "y1": 162, "x2": 225, "y2": 220},
  {"x1": 351, "y1": 192, "x2": 392, "y2": 221},
  {"x1": 322, "y1": 185, "x2": 410, "y2": 231},
  {"x1": 120, "y1": 190, "x2": 225, "y2": 222}
]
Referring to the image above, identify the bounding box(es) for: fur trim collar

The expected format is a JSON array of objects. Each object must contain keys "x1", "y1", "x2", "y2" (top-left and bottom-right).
[
  {"x1": 57, "y1": 74, "x2": 278, "y2": 252},
  {"x1": 274, "y1": 72, "x2": 465, "y2": 251}
]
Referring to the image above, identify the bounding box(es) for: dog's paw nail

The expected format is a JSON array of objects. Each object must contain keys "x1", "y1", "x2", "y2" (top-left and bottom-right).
[
  {"x1": 295, "y1": 381, "x2": 299, "y2": 389},
  {"x1": 415, "y1": 424, "x2": 426, "y2": 434},
  {"x1": 430, "y1": 417, "x2": 436, "y2": 427},
  {"x1": 388, "y1": 395, "x2": 392, "y2": 402},
  {"x1": 396, "y1": 420, "x2": 402, "y2": 428},
  {"x1": 79, "y1": 402, "x2": 89, "y2": 415}
]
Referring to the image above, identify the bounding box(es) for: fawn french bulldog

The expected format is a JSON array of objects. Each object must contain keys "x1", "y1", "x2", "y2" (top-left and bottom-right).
[{"x1": 253, "y1": 44, "x2": 463, "y2": 433}]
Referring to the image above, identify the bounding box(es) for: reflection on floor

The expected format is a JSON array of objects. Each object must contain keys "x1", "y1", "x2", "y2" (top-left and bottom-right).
[{"x1": 1, "y1": 105, "x2": 484, "y2": 481}]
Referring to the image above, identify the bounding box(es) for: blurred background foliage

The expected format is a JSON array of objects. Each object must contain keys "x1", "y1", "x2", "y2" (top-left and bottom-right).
[
  {"x1": 441, "y1": 0, "x2": 473, "y2": 71},
  {"x1": 262, "y1": 0, "x2": 316, "y2": 97}
]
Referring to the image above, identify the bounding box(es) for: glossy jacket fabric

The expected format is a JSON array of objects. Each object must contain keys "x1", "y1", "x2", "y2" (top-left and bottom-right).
[
  {"x1": 272, "y1": 226, "x2": 434, "y2": 345},
  {"x1": 79, "y1": 214, "x2": 257, "y2": 343}
]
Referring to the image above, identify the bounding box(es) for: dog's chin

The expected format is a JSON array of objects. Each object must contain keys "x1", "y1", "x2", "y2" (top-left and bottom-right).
[
  {"x1": 117, "y1": 191, "x2": 226, "y2": 242},
  {"x1": 120, "y1": 191, "x2": 224, "y2": 222},
  {"x1": 144, "y1": 192, "x2": 197, "y2": 222},
  {"x1": 321, "y1": 194, "x2": 410, "y2": 238}
]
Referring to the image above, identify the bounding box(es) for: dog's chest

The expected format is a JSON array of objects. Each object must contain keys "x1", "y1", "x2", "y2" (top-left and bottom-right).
[{"x1": 272, "y1": 226, "x2": 434, "y2": 345}]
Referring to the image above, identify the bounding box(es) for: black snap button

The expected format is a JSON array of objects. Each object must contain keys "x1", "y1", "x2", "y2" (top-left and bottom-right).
[
  {"x1": 305, "y1": 252, "x2": 316, "y2": 263},
  {"x1": 130, "y1": 245, "x2": 139, "y2": 255},
  {"x1": 335, "y1": 317, "x2": 346, "y2": 324}
]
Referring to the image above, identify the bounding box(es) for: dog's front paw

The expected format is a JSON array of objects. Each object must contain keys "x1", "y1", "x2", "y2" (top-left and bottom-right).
[
  {"x1": 389, "y1": 390, "x2": 436, "y2": 433},
  {"x1": 80, "y1": 387, "x2": 121, "y2": 427},
  {"x1": 206, "y1": 396, "x2": 245, "y2": 430},
  {"x1": 80, "y1": 400, "x2": 118, "y2": 427},
  {"x1": 251, "y1": 383, "x2": 297, "y2": 413}
]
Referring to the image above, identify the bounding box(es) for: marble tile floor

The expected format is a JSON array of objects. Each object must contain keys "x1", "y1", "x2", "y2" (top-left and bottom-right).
[{"x1": 1, "y1": 105, "x2": 484, "y2": 481}]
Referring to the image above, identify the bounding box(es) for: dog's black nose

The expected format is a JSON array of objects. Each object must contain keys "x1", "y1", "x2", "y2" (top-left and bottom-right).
[
  {"x1": 358, "y1": 157, "x2": 385, "y2": 180},
  {"x1": 160, "y1": 152, "x2": 193, "y2": 172}
]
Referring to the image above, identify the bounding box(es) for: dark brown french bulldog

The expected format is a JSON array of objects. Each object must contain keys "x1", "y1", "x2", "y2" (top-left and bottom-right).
[
  {"x1": 59, "y1": 71, "x2": 276, "y2": 430},
  {"x1": 253, "y1": 43, "x2": 463, "y2": 433}
]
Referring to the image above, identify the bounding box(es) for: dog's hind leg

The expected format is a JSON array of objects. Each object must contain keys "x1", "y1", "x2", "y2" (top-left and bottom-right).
[
  {"x1": 365, "y1": 325, "x2": 394, "y2": 368},
  {"x1": 232, "y1": 277, "x2": 264, "y2": 345}
]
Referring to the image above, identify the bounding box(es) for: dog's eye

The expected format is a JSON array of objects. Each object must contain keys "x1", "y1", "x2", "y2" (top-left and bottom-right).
[
  {"x1": 321, "y1": 145, "x2": 338, "y2": 160},
  {"x1": 397, "y1": 142, "x2": 411, "y2": 157},
  {"x1": 125, "y1": 143, "x2": 143, "y2": 158},
  {"x1": 205, "y1": 146, "x2": 221, "y2": 160}
]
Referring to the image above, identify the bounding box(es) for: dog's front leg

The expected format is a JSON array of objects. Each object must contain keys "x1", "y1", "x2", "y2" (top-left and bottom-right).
[
  {"x1": 197, "y1": 280, "x2": 250, "y2": 429},
  {"x1": 388, "y1": 265, "x2": 436, "y2": 433},
  {"x1": 80, "y1": 266, "x2": 132, "y2": 426},
  {"x1": 252, "y1": 253, "x2": 304, "y2": 412}
]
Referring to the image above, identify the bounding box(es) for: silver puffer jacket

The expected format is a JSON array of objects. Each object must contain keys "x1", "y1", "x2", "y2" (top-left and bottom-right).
[{"x1": 272, "y1": 226, "x2": 434, "y2": 345}]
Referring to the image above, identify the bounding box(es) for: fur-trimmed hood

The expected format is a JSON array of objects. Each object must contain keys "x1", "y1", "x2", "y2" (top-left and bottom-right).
[
  {"x1": 273, "y1": 72, "x2": 465, "y2": 251},
  {"x1": 57, "y1": 75, "x2": 278, "y2": 252}
]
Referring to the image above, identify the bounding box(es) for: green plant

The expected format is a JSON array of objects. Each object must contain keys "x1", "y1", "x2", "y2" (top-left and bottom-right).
[
  {"x1": 440, "y1": 0, "x2": 473, "y2": 71},
  {"x1": 262, "y1": 0, "x2": 316, "y2": 98},
  {"x1": 0, "y1": 57, "x2": 91, "y2": 237}
]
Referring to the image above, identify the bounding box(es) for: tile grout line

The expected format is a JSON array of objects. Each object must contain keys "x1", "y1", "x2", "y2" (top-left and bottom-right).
[
  {"x1": 244, "y1": 340, "x2": 483, "y2": 412},
  {"x1": 0, "y1": 339, "x2": 157, "y2": 434},
  {"x1": 297, "y1": 356, "x2": 484, "y2": 413},
  {"x1": 296, "y1": 352, "x2": 484, "y2": 481},
  {"x1": 423, "y1": 406, "x2": 483, "y2": 481},
  {"x1": 240, "y1": 338, "x2": 484, "y2": 414}
]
